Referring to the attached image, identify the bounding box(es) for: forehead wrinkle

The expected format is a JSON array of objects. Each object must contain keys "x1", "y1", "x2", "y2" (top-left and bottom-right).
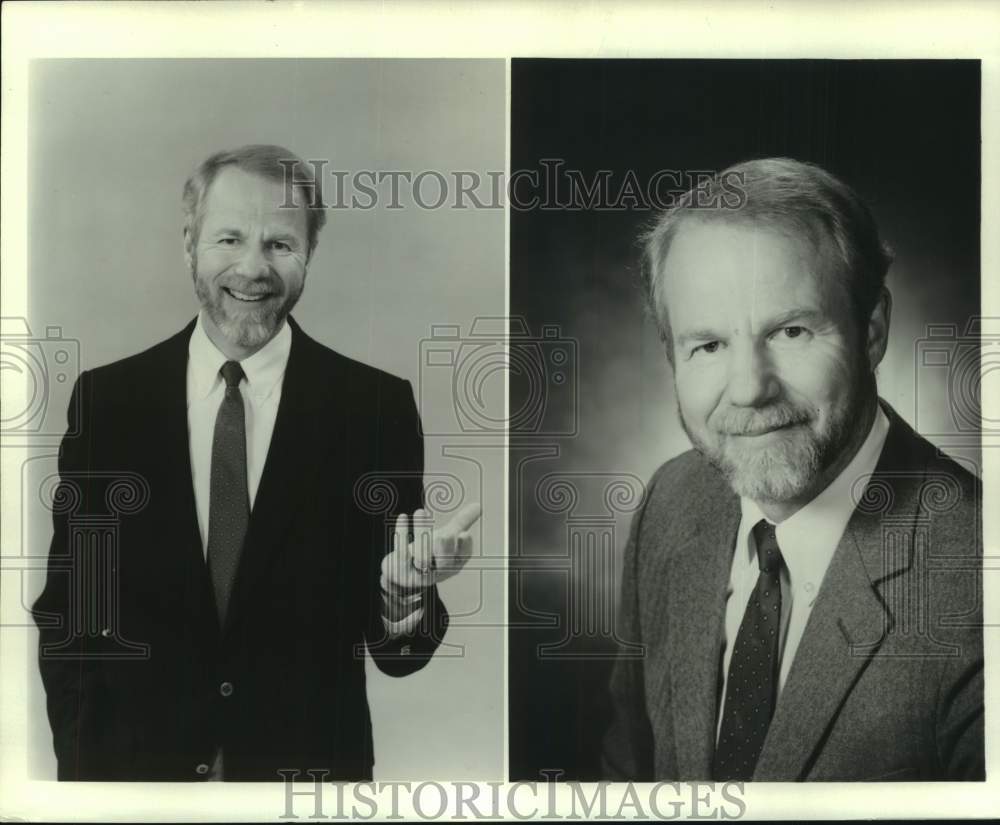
[
  {"x1": 666, "y1": 221, "x2": 839, "y2": 345},
  {"x1": 203, "y1": 205, "x2": 306, "y2": 239},
  {"x1": 731, "y1": 223, "x2": 826, "y2": 329}
]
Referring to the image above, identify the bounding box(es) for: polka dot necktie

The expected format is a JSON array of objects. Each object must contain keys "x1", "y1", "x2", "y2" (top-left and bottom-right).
[
  {"x1": 713, "y1": 519, "x2": 784, "y2": 781},
  {"x1": 206, "y1": 360, "x2": 249, "y2": 627}
]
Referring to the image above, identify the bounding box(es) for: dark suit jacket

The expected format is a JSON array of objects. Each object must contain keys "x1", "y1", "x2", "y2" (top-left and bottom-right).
[
  {"x1": 603, "y1": 403, "x2": 984, "y2": 781},
  {"x1": 32, "y1": 316, "x2": 448, "y2": 781}
]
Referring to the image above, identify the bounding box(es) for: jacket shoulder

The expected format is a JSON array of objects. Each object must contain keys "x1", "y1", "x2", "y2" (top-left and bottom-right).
[
  {"x1": 915, "y1": 436, "x2": 982, "y2": 560},
  {"x1": 921, "y1": 438, "x2": 980, "y2": 500},
  {"x1": 630, "y1": 447, "x2": 733, "y2": 557},
  {"x1": 73, "y1": 322, "x2": 194, "y2": 397},
  {"x1": 880, "y1": 408, "x2": 981, "y2": 551},
  {"x1": 643, "y1": 448, "x2": 728, "y2": 521},
  {"x1": 294, "y1": 327, "x2": 414, "y2": 398}
]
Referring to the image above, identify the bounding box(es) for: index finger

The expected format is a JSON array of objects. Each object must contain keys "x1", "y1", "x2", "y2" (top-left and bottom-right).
[
  {"x1": 448, "y1": 502, "x2": 482, "y2": 534},
  {"x1": 393, "y1": 512, "x2": 410, "y2": 557}
]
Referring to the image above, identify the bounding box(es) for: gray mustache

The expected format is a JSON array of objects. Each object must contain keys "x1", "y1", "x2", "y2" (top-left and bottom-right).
[
  {"x1": 225, "y1": 281, "x2": 281, "y2": 296},
  {"x1": 715, "y1": 408, "x2": 810, "y2": 436}
]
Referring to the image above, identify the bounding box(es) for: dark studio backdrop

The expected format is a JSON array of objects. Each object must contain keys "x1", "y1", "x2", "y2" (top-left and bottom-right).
[{"x1": 507, "y1": 59, "x2": 981, "y2": 779}]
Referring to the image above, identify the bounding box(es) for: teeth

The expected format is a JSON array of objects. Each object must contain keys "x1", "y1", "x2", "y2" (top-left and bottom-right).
[{"x1": 228, "y1": 288, "x2": 266, "y2": 302}]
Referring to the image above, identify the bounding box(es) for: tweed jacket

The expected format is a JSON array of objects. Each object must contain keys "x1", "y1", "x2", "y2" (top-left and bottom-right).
[{"x1": 603, "y1": 402, "x2": 984, "y2": 781}]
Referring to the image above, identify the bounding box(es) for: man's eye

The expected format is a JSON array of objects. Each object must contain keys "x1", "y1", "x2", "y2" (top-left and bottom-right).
[
  {"x1": 268, "y1": 241, "x2": 291, "y2": 253},
  {"x1": 774, "y1": 325, "x2": 808, "y2": 341},
  {"x1": 218, "y1": 238, "x2": 239, "y2": 246},
  {"x1": 694, "y1": 341, "x2": 721, "y2": 355}
]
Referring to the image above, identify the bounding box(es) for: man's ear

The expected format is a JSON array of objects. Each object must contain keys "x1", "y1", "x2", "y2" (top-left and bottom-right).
[
  {"x1": 183, "y1": 227, "x2": 194, "y2": 274},
  {"x1": 866, "y1": 286, "x2": 892, "y2": 371}
]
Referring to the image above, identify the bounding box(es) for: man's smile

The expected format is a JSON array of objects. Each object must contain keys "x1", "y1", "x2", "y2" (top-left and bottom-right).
[
  {"x1": 222, "y1": 286, "x2": 274, "y2": 303},
  {"x1": 729, "y1": 423, "x2": 802, "y2": 440}
]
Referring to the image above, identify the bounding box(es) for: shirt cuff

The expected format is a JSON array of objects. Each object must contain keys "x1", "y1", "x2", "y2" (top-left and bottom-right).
[
  {"x1": 380, "y1": 571, "x2": 425, "y2": 634},
  {"x1": 381, "y1": 607, "x2": 425, "y2": 638}
]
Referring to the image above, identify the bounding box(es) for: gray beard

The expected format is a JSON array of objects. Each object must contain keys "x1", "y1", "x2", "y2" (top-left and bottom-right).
[
  {"x1": 192, "y1": 262, "x2": 302, "y2": 351},
  {"x1": 678, "y1": 382, "x2": 870, "y2": 505}
]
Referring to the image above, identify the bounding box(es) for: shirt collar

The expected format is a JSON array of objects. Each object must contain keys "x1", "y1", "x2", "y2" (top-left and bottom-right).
[
  {"x1": 187, "y1": 311, "x2": 292, "y2": 402},
  {"x1": 737, "y1": 405, "x2": 891, "y2": 585}
]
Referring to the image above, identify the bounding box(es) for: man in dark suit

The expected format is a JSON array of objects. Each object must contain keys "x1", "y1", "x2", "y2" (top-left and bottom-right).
[
  {"x1": 33, "y1": 144, "x2": 480, "y2": 781},
  {"x1": 603, "y1": 158, "x2": 983, "y2": 781}
]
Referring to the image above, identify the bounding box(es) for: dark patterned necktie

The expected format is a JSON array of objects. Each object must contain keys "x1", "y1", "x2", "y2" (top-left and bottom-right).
[
  {"x1": 713, "y1": 519, "x2": 784, "y2": 781},
  {"x1": 206, "y1": 360, "x2": 249, "y2": 626}
]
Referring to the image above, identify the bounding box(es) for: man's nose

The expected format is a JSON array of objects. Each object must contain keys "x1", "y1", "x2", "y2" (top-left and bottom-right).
[
  {"x1": 233, "y1": 243, "x2": 270, "y2": 277},
  {"x1": 725, "y1": 340, "x2": 779, "y2": 407}
]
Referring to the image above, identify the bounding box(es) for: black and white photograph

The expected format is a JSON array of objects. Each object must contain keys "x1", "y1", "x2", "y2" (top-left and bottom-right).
[
  {"x1": 10, "y1": 57, "x2": 506, "y2": 783},
  {"x1": 509, "y1": 58, "x2": 986, "y2": 782},
  {"x1": 1, "y1": 2, "x2": 998, "y2": 822}
]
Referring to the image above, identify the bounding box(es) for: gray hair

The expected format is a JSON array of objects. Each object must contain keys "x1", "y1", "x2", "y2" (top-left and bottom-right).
[
  {"x1": 182, "y1": 144, "x2": 327, "y2": 258},
  {"x1": 640, "y1": 157, "x2": 894, "y2": 360}
]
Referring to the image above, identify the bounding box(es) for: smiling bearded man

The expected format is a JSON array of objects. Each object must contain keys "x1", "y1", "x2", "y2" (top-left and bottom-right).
[
  {"x1": 33, "y1": 144, "x2": 481, "y2": 781},
  {"x1": 186, "y1": 161, "x2": 309, "y2": 353},
  {"x1": 602, "y1": 157, "x2": 983, "y2": 782},
  {"x1": 668, "y1": 220, "x2": 877, "y2": 512}
]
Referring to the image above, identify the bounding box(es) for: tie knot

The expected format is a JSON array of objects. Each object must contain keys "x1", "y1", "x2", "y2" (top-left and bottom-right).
[
  {"x1": 220, "y1": 360, "x2": 245, "y2": 390},
  {"x1": 751, "y1": 519, "x2": 783, "y2": 574}
]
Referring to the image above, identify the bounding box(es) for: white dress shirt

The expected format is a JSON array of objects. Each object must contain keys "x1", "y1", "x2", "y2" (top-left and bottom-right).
[
  {"x1": 716, "y1": 406, "x2": 890, "y2": 739},
  {"x1": 187, "y1": 313, "x2": 290, "y2": 553},
  {"x1": 186, "y1": 312, "x2": 422, "y2": 624},
  {"x1": 186, "y1": 313, "x2": 422, "y2": 779}
]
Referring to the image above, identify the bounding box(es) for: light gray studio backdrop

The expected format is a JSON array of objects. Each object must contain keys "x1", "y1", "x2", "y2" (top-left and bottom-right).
[{"x1": 23, "y1": 59, "x2": 505, "y2": 780}]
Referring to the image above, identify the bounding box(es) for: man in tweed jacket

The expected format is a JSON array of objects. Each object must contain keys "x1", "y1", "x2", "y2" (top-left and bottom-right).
[{"x1": 602, "y1": 158, "x2": 984, "y2": 781}]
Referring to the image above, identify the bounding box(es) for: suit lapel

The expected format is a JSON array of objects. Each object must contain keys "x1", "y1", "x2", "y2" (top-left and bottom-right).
[
  {"x1": 221, "y1": 317, "x2": 347, "y2": 638},
  {"x1": 753, "y1": 404, "x2": 925, "y2": 780},
  {"x1": 752, "y1": 521, "x2": 894, "y2": 779},
  {"x1": 667, "y1": 489, "x2": 740, "y2": 778}
]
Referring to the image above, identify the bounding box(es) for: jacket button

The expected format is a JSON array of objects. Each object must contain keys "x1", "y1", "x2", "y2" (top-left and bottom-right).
[
  {"x1": 100, "y1": 627, "x2": 112, "y2": 638},
  {"x1": 195, "y1": 763, "x2": 210, "y2": 775},
  {"x1": 219, "y1": 681, "x2": 234, "y2": 697}
]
